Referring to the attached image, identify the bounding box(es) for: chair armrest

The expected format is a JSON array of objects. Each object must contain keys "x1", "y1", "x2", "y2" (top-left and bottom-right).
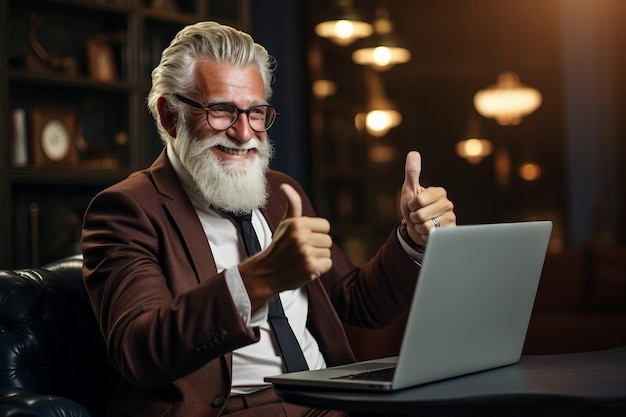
[{"x1": 0, "y1": 387, "x2": 90, "y2": 417}]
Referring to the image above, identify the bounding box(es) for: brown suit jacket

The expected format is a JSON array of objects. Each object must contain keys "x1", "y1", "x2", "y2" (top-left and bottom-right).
[{"x1": 81, "y1": 150, "x2": 420, "y2": 417}]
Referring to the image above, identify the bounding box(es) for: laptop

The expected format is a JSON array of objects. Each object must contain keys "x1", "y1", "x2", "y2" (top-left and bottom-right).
[{"x1": 265, "y1": 221, "x2": 553, "y2": 391}]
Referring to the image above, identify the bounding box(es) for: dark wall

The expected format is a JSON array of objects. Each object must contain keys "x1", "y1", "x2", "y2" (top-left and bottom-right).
[{"x1": 252, "y1": 0, "x2": 310, "y2": 192}]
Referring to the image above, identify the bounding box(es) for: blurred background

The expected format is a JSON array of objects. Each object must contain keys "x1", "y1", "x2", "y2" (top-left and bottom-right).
[{"x1": 267, "y1": 0, "x2": 625, "y2": 262}]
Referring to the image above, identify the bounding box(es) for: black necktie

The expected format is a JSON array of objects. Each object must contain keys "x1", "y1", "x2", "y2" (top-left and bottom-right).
[{"x1": 224, "y1": 211, "x2": 309, "y2": 373}]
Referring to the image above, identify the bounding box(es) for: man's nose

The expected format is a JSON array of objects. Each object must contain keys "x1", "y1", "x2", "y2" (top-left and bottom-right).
[{"x1": 227, "y1": 113, "x2": 257, "y2": 143}]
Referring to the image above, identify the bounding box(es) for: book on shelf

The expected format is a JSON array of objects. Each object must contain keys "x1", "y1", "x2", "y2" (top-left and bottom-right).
[{"x1": 12, "y1": 108, "x2": 28, "y2": 167}]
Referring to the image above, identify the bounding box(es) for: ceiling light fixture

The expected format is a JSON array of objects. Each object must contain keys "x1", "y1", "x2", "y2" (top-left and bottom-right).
[
  {"x1": 473, "y1": 71, "x2": 542, "y2": 125},
  {"x1": 314, "y1": 0, "x2": 373, "y2": 46},
  {"x1": 351, "y1": 7, "x2": 411, "y2": 71},
  {"x1": 455, "y1": 116, "x2": 493, "y2": 164},
  {"x1": 456, "y1": 139, "x2": 493, "y2": 165},
  {"x1": 355, "y1": 70, "x2": 402, "y2": 137}
]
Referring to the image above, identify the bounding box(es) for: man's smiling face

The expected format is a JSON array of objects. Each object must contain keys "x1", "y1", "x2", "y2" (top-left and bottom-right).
[{"x1": 171, "y1": 60, "x2": 274, "y2": 214}]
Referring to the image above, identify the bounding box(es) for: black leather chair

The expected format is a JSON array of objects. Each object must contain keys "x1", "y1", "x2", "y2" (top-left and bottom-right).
[{"x1": 0, "y1": 255, "x2": 118, "y2": 417}]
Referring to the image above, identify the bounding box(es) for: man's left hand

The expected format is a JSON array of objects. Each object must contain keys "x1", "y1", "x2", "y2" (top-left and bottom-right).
[{"x1": 400, "y1": 151, "x2": 456, "y2": 246}]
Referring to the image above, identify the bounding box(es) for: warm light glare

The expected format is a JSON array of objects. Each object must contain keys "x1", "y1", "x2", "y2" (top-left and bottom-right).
[
  {"x1": 519, "y1": 162, "x2": 541, "y2": 181},
  {"x1": 315, "y1": 19, "x2": 373, "y2": 46},
  {"x1": 455, "y1": 138, "x2": 493, "y2": 164},
  {"x1": 312, "y1": 79, "x2": 337, "y2": 98},
  {"x1": 335, "y1": 20, "x2": 354, "y2": 40},
  {"x1": 367, "y1": 110, "x2": 392, "y2": 131},
  {"x1": 373, "y1": 47, "x2": 392, "y2": 66},
  {"x1": 352, "y1": 46, "x2": 411, "y2": 70},
  {"x1": 355, "y1": 110, "x2": 402, "y2": 137},
  {"x1": 473, "y1": 72, "x2": 542, "y2": 125},
  {"x1": 365, "y1": 110, "x2": 402, "y2": 137}
]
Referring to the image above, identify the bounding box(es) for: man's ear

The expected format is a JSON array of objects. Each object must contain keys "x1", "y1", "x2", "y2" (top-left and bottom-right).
[{"x1": 157, "y1": 96, "x2": 178, "y2": 138}]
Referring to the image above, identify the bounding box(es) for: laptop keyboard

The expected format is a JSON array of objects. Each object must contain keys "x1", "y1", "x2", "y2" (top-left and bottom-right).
[{"x1": 332, "y1": 366, "x2": 396, "y2": 382}]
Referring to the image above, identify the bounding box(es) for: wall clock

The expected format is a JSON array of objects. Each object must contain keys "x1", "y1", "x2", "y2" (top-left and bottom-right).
[{"x1": 31, "y1": 108, "x2": 78, "y2": 167}]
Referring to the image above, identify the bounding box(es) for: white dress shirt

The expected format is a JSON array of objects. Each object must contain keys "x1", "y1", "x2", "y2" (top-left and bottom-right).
[{"x1": 166, "y1": 146, "x2": 327, "y2": 394}]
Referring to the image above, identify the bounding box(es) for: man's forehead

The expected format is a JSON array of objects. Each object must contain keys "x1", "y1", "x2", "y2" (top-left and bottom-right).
[{"x1": 194, "y1": 61, "x2": 265, "y2": 99}]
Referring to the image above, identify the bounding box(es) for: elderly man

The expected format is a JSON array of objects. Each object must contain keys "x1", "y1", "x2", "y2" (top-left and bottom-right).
[{"x1": 81, "y1": 21, "x2": 456, "y2": 417}]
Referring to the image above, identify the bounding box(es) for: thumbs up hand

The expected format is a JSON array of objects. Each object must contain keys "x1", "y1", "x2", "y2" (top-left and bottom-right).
[
  {"x1": 281, "y1": 182, "x2": 303, "y2": 219},
  {"x1": 401, "y1": 151, "x2": 424, "y2": 213},
  {"x1": 400, "y1": 151, "x2": 456, "y2": 246},
  {"x1": 274, "y1": 184, "x2": 333, "y2": 281},
  {"x1": 239, "y1": 184, "x2": 332, "y2": 310}
]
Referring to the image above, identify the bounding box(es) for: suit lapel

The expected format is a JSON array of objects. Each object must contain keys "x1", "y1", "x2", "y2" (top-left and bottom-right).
[{"x1": 149, "y1": 151, "x2": 218, "y2": 283}]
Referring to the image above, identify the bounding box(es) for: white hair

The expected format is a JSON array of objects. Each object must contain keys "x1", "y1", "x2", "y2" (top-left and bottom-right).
[{"x1": 147, "y1": 21, "x2": 276, "y2": 145}]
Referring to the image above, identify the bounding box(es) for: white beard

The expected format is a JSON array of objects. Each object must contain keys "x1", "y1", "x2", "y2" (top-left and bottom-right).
[{"x1": 172, "y1": 129, "x2": 274, "y2": 215}]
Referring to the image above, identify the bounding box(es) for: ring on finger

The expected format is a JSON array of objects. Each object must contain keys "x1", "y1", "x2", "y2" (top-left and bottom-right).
[{"x1": 432, "y1": 217, "x2": 441, "y2": 228}]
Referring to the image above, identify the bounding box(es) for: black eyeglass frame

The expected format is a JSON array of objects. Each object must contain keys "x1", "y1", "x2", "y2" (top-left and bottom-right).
[{"x1": 174, "y1": 94, "x2": 279, "y2": 132}]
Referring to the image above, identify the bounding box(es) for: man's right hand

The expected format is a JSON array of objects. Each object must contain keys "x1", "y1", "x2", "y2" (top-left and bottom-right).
[{"x1": 238, "y1": 183, "x2": 333, "y2": 311}]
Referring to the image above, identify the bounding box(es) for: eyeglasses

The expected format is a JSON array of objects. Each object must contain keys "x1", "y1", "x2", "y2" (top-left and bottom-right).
[{"x1": 174, "y1": 94, "x2": 279, "y2": 132}]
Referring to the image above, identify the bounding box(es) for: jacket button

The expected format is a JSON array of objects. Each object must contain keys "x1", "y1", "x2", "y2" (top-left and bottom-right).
[{"x1": 211, "y1": 396, "x2": 225, "y2": 408}]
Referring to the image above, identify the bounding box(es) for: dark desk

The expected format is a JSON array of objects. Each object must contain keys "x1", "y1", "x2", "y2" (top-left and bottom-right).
[{"x1": 273, "y1": 347, "x2": 626, "y2": 416}]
